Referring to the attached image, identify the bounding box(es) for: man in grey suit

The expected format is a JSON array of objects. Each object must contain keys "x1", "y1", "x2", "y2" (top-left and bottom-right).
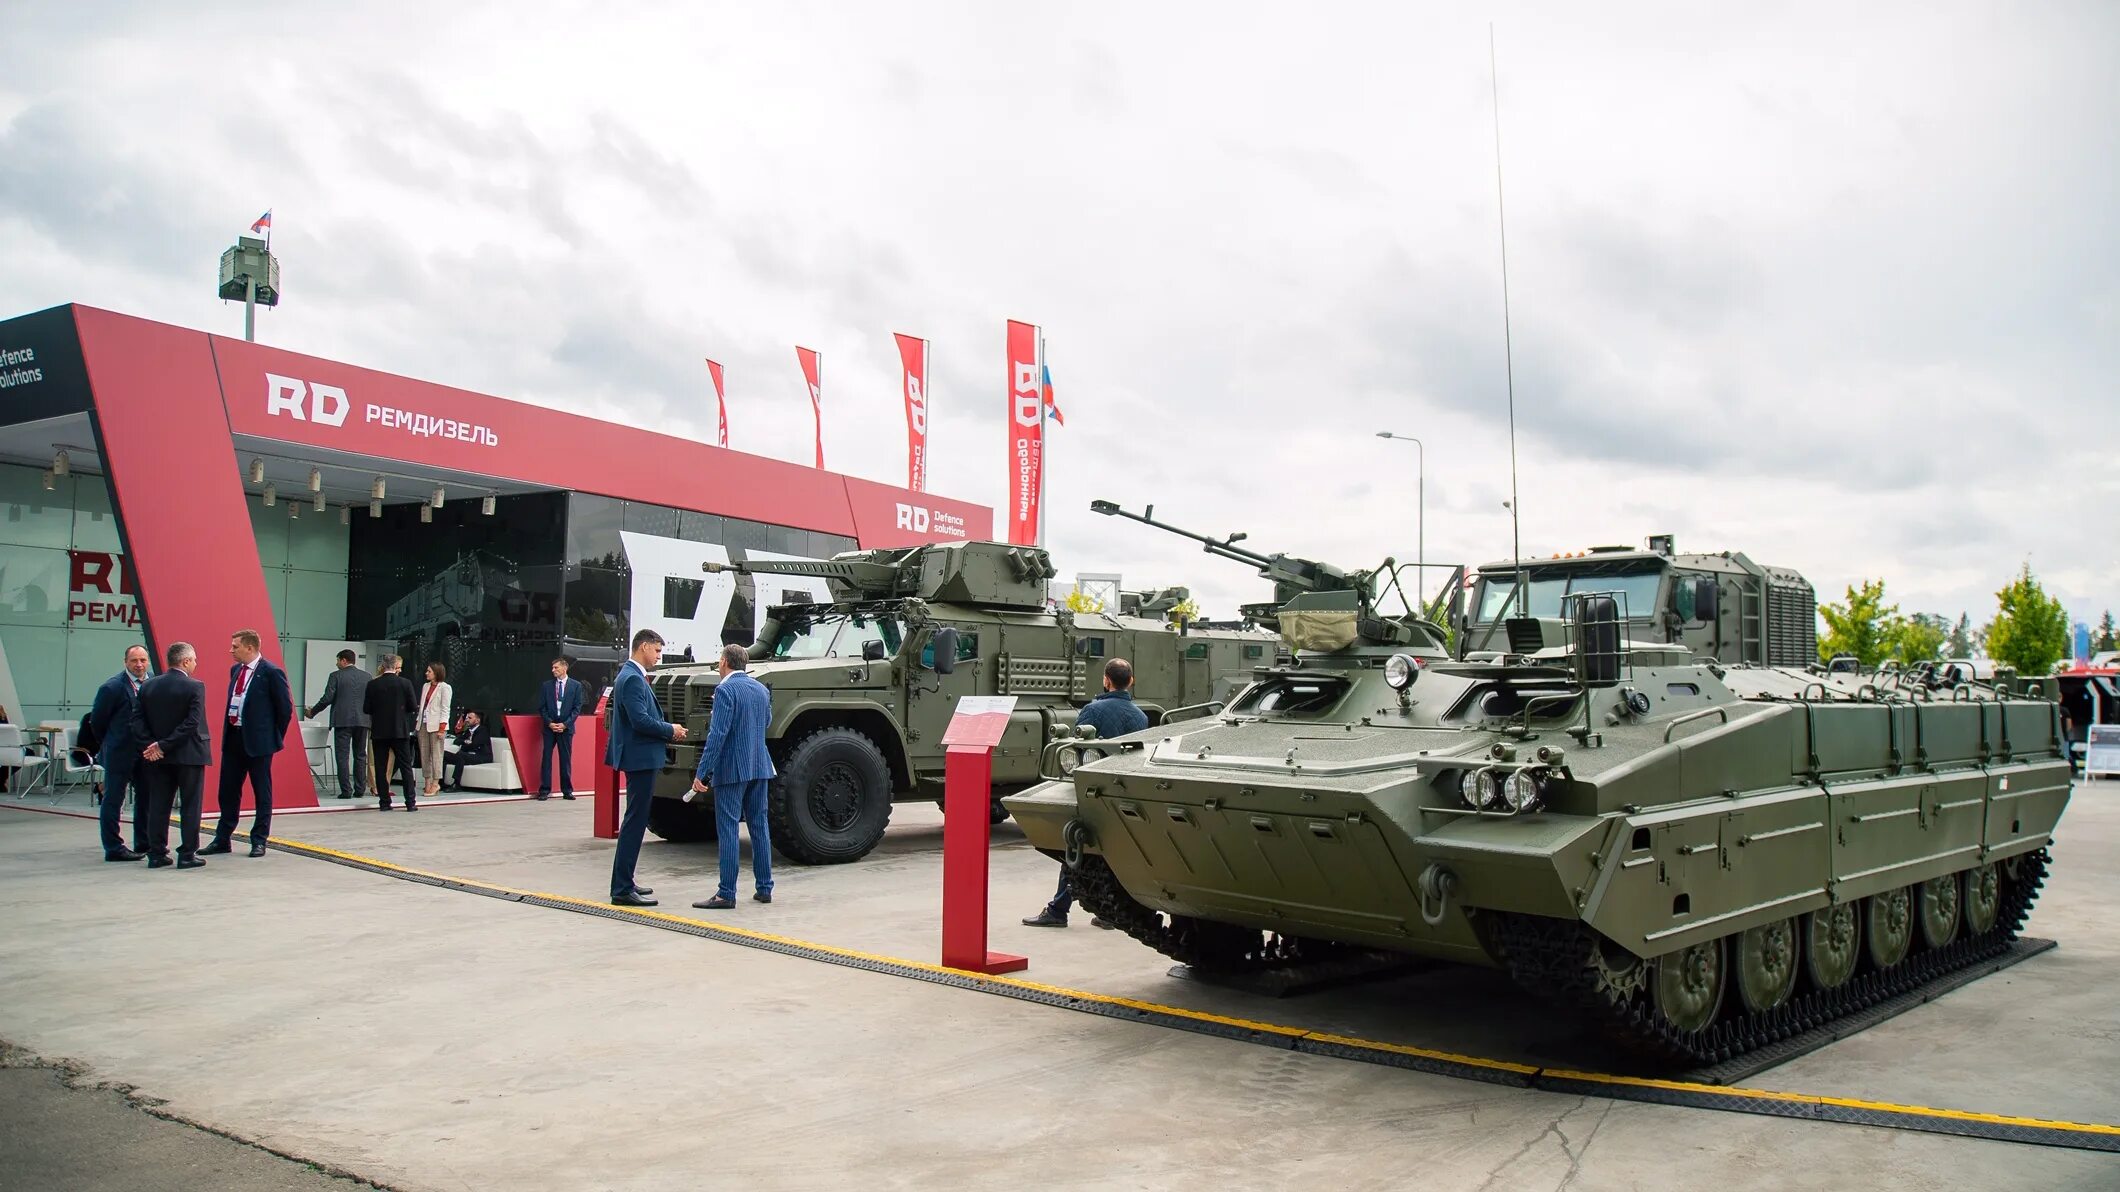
[
  {"x1": 131, "y1": 641, "x2": 211, "y2": 869},
  {"x1": 307, "y1": 649, "x2": 371, "y2": 800}
]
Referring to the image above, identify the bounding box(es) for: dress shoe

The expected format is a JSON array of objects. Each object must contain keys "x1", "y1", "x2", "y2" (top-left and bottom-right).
[
  {"x1": 692, "y1": 895, "x2": 736, "y2": 910},
  {"x1": 611, "y1": 891, "x2": 658, "y2": 907},
  {"x1": 199, "y1": 840, "x2": 232, "y2": 856},
  {"x1": 335, "y1": 792, "x2": 353, "y2": 799},
  {"x1": 405, "y1": 803, "x2": 418, "y2": 812},
  {"x1": 753, "y1": 891, "x2": 772, "y2": 904},
  {"x1": 147, "y1": 855, "x2": 173, "y2": 869},
  {"x1": 1021, "y1": 908, "x2": 1068, "y2": 928},
  {"x1": 248, "y1": 842, "x2": 267, "y2": 858},
  {"x1": 378, "y1": 800, "x2": 393, "y2": 811},
  {"x1": 631, "y1": 886, "x2": 654, "y2": 896},
  {"x1": 533, "y1": 793, "x2": 550, "y2": 801},
  {"x1": 176, "y1": 856, "x2": 206, "y2": 869},
  {"x1": 562, "y1": 792, "x2": 576, "y2": 800},
  {"x1": 105, "y1": 848, "x2": 145, "y2": 862}
]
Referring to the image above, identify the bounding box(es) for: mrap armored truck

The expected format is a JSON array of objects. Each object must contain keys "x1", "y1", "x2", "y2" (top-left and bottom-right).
[{"x1": 645, "y1": 540, "x2": 1275, "y2": 864}]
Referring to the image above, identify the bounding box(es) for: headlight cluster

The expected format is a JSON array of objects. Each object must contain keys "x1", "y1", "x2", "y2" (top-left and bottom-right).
[{"x1": 1448, "y1": 766, "x2": 1550, "y2": 814}]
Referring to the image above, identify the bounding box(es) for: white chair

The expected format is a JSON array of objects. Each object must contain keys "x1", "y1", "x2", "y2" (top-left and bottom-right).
[
  {"x1": 57, "y1": 739, "x2": 103, "y2": 805},
  {"x1": 453, "y1": 738, "x2": 522, "y2": 793},
  {"x1": 0, "y1": 723, "x2": 42, "y2": 799},
  {"x1": 301, "y1": 721, "x2": 334, "y2": 781}
]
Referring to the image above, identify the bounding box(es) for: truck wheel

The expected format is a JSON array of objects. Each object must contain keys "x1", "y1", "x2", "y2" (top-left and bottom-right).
[
  {"x1": 647, "y1": 796, "x2": 717, "y2": 843},
  {"x1": 769, "y1": 727, "x2": 893, "y2": 864}
]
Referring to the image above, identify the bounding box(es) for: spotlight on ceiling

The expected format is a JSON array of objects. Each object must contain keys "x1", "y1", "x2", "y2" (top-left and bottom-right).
[
  {"x1": 340, "y1": 504, "x2": 351, "y2": 525},
  {"x1": 40, "y1": 469, "x2": 55, "y2": 491},
  {"x1": 263, "y1": 484, "x2": 277, "y2": 507},
  {"x1": 431, "y1": 486, "x2": 446, "y2": 508},
  {"x1": 289, "y1": 501, "x2": 300, "y2": 520},
  {"x1": 52, "y1": 450, "x2": 69, "y2": 477},
  {"x1": 371, "y1": 476, "x2": 387, "y2": 500},
  {"x1": 308, "y1": 468, "x2": 323, "y2": 493},
  {"x1": 250, "y1": 458, "x2": 266, "y2": 485},
  {"x1": 314, "y1": 490, "x2": 326, "y2": 512},
  {"x1": 481, "y1": 495, "x2": 496, "y2": 516},
  {"x1": 419, "y1": 504, "x2": 433, "y2": 524},
  {"x1": 369, "y1": 499, "x2": 383, "y2": 518}
]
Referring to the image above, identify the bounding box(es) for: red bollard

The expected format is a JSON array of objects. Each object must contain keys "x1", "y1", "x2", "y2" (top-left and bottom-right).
[
  {"x1": 940, "y1": 696, "x2": 1027, "y2": 974},
  {"x1": 592, "y1": 713, "x2": 619, "y2": 840}
]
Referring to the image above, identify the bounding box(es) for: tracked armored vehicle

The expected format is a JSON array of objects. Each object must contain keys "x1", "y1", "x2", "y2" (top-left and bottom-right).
[
  {"x1": 647, "y1": 540, "x2": 1274, "y2": 864},
  {"x1": 1006, "y1": 505, "x2": 2070, "y2": 1066}
]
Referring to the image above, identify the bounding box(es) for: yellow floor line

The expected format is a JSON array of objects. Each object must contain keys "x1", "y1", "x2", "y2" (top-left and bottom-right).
[{"x1": 267, "y1": 832, "x2": 2120, "y2": 1140}]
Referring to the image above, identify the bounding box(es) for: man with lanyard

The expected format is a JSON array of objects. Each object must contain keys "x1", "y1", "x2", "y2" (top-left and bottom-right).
[
  {"x1": 88, "y1": 644, "x2": 154, "y2": 862},
  {"x1": 203, "y1": 629, "x2": 293, "y2": 858},
  {"x1": 1022, "y1": 657, "x2": 1149, "y2": 928},
  {"x1": 606, "y1": 629, "x2": 687, "y2": 906}
]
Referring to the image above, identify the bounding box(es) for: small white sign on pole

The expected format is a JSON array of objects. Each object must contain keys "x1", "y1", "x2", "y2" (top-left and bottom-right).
[{"x1": 2086, "y1": 724, "x2": 2120, "y2": 781}]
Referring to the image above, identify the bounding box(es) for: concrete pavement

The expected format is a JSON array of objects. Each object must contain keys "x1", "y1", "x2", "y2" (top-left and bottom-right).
[{"x1": 1, "y1": 790, "x2": 2115, "y2": 1190}]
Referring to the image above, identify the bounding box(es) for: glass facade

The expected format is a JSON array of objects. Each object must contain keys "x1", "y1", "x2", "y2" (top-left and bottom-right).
[{"x1": 0, "y1": 461, "x2": 855, "y2": 738}]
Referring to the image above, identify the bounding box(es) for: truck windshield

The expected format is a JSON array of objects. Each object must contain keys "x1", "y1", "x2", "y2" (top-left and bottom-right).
[
  {"x1": 771, "y1": 614, "x2": 903, "y2": 660},
  {"x1": 1473, "y1": 569, "x2": 1663, "y2": 622}
]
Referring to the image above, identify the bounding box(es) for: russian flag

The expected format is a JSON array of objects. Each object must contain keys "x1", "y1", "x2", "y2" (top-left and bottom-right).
[
  {"x1": 1041, "y1": 363, "x2": 1065, "y2": 427},
  {"x1": 249, "y1": 210, "x2": 272, "y2": 234}
]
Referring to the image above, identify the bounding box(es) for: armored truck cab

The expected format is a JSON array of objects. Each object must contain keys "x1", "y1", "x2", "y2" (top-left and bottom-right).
[
  {"x1": 645, "y1": 540, "x2": 1273, "y2": 864},
  {"x1": 1459, "y1": 536, "x2": 1815, "y2": 668}
]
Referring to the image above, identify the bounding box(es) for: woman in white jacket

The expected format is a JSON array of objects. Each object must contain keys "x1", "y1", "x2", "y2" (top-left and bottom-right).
[{"x1": 417, "y1": 662, "x2": 453, "y2": 797}]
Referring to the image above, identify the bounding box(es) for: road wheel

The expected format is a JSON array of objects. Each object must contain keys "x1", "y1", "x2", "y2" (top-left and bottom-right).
[
  {"x1": 1803, "y1": 903, "x2": 1861, "y2": 991},
  {"x1": 1652, "y1": 936, "x2": 1726, "y2": 1035},
  {"x1": 647, "y1": 796, "x2": 716, "y2": 843},
  {"x1": 769, "y1": 727, "x2": 893, "y2": 864},
  {"x1": 1865, "y1": 886, "x2": 1913, "y2": 969},
  {"x1": 1734, "y1": 917, "x2": 1800, "y2": 1013},
  {"x1": 1963, "y1": 863, "x2": 2001, "y2": 936},
  {"x1": 1918, "y1": 872, "x2": 1962, "y2": 950}
]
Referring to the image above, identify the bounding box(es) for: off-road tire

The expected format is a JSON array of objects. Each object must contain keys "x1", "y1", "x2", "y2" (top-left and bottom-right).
[
  {"x1": 769, "y1": 727, "x2": 894, "y2": 864},
  {"x1": 647, "y1": 795, "x2": 717, "y2": 843}
]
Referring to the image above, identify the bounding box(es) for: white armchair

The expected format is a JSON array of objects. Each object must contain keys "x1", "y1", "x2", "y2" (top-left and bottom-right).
[{"x1": 0, "y1": 723, "x2": 39, "y2": 796}]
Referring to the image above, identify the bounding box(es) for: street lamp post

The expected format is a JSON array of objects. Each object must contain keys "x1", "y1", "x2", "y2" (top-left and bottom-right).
[{"x1": 1376, "y1": 431, "x2": 1424, "y2": 597}]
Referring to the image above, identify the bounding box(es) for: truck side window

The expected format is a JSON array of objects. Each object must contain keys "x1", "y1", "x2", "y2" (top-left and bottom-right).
[{"x1": 919, "y1": 631, "x2": 979, "y2": 668}]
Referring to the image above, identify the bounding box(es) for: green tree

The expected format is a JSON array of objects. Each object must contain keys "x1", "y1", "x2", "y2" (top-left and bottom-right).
[
  {"x1": 1986, "y1": 564, "x2": 2070, "y2": 674},
  {"x1": 1889, "y1": 613, "x2": 1948, "y2": 665},
  {"x1": 1945, "y1": 612, "x2": 1973, "y2": 658},
  {"x1": 2095, "y1": 610, "x2": 2117, "y2": 652},
  {"x1": 1818, "y1": 579, "x2": 1898, "y2": 667}
]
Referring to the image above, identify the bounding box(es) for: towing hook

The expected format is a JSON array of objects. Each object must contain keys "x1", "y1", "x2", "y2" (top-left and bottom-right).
[
  {"x1": 1061, "y1": 819, "x2": 1094, "y2": 869},
  {"x1": 1417, "y1": 863, "x2": 1458, "y2": 927}
]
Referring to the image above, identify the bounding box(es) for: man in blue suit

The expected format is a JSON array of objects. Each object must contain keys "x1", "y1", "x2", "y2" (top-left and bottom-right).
[
  {"x1": 687, "y1": 644, "x2": 779, "y2": 910},
  {"x1": 606, "y1": 629, "x2": 687, "y2": 906},
  {"x1": 89, "y1": 644, "x2": 154, "y2": 861},
  {"x1": 536, "y1": 656, "x2": 583, "y2": 800},
  {"x1": 203, "y1": 628, "x2": 294, "y2": 859}
]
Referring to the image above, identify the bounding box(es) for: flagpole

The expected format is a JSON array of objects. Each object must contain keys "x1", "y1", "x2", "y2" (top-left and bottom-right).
[
  {"x1": 923, "y1": 337, "x2": 932, "y2": 494},
  {"x1": 1035, "y1": 329, "x2": 1048, "y2": 548}
]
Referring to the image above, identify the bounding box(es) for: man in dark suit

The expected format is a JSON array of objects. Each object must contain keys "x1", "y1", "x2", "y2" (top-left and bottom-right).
[
  {"x1": 443, "y1": 710, "x2": 493, "y2": 790},
  {"x1": 90, "y1": 644, "x2": 154, "y2": 862},
  {"x1": 364, "y1": 654, "x2": 419, "y2": 811},
  {"x1": 204, "y1": 628, "x2": 294, "y2": 859},
  {"x1": 307, "y1": 648, "x2": 371, "y2": 800},
  {"x1": 606, "y1": 629, "x2": 686, "y2": 906},
  {"x1": 537, "y1": 656, "x2": 584, "y2": 800},
  {"x1": 131, "y1": 641, "x2": 210, "y2": 869},
  {"x1": 688, "y1": 644, "x2": 778, "y2": 910}
]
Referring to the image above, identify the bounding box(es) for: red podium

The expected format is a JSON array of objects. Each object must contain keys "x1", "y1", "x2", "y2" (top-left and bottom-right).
[{"x1": 941, "y1": 696, "x2": 1027, "y2": 974}]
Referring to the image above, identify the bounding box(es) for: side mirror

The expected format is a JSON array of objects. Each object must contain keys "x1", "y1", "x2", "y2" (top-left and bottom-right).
[
  {"x1": 930, "y1": 627, "x2": 958, "y2": 675},
  {"x1": 1692, "y1": 577, "x2": 1719, "y2": 622},
  {"x1": 862, "y1": 640, "x2": 887, "y2": 663}
]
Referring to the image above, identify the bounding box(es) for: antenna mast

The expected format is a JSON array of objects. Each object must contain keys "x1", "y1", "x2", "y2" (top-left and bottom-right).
[{"x1": 1489, "y1": 25, "x2": 1524, "y2": 588}]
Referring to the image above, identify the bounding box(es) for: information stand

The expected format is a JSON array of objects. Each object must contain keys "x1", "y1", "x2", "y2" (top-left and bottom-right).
[
  {"x1": 2087, "y1": 724, "x2": 2120, "y2": 782},
  {"x1": 940, "y1": 695, "x2": 1028, "y2": 974},
  {"x1": 592, "y1": 691, "x2": 619, "y2": 840}
]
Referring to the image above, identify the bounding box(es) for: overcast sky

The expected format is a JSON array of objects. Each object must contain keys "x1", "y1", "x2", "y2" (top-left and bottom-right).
[{"x1": 3, "y1": 3, "x2": 2115, "y2": 632}]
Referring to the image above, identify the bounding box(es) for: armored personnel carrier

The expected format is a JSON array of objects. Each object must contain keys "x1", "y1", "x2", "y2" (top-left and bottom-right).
[
  {"x1": 645, "y1": 540, "x2": 1274, "y2": 864},
  {"x1": 1007, "y1": 505, "x2": 2070, "y2": 1066}
]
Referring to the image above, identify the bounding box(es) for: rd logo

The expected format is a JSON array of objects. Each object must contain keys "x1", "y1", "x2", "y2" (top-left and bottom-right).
[
  {"x1": 266, "y1": 373, "x2": 350, "y2": 427},
  {"x1": 895, "y1": 503, "x2": 931, "y2": 532}
]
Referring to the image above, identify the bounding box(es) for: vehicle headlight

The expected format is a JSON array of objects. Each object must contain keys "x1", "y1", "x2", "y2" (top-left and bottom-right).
[
  {"x1": 1472, "y1": 768, "x2": 1505, "y2": 810},
  {"x1": 1057, "y1": 749, "x2": 1080, "y2": 776},
  {"x1": 1502, "y1": 767, "x2": 1545, "y2": 813},
  {"x1": 1384, "y1": 653, "x2": 1419, "y2": 691}
]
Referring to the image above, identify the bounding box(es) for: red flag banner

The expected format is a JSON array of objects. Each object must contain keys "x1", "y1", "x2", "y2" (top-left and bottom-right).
[
  {"x1": 705, "y1": 358, "x2": 728, "y2": 448},
  {"x1": 894, "y1": 333, "x2": 928, "y2": 492},
  {"x1": 795, "y1": 345, "x2": 823, "y2": 468},
  {"x1": 1006, "y1": 319, "x2": 1041, "y2": 546}
]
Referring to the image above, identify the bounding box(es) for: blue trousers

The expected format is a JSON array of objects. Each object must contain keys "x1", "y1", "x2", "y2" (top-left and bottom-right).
[
  {"x1": 714, "y1": 778, "x2": 772, "y2": 901},
  {"x1": 611, "y1": 771, "x2": 657, "y2": 899},
  {"x1": 99, "y1": 754, "x2": 146, "y2": 856}
]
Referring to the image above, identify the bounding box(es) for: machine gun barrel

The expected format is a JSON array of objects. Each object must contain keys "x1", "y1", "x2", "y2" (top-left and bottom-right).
[{"x1": 1090, "y1": 499, "x2": 1345, "y2": 593}]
